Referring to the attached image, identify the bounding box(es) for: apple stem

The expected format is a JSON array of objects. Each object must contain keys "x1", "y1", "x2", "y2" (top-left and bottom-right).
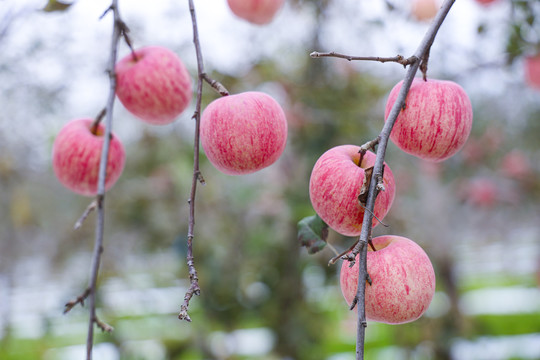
[
  {"x1": 313, "y1": 1, "x2": 456, "y2": 359},
  {"x1": 90, "y1": 108, "x2": 106, "y2": 135}
]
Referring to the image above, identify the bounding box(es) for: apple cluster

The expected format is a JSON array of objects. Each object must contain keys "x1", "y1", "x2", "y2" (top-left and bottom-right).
[
  {"x1": 53, "y1": 39, "x2": 289, "y2": 195},
  {"x1": 308, "y1": 76, "x2": 473, "y2": 324},
  {"x1": 52, "y1": 45, "x2": 194, "y2": 196}
]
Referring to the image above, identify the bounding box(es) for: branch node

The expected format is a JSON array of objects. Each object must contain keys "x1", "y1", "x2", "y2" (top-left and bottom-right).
[
  {"x1": 94, "y1": 316, "x2": 114, "y2": 333},
  {"x1": 195, "y1": 170, "x2": 206, "y2": 185},
  {"x1": 366, "y1": 272, "x2": 373, "y2": 286},
  {"x1": 201, "y1": 73, "x2": 229, "y2": 96},
  {"x1": 64, "y1": 287, "x2": 91, "y2": 314}
]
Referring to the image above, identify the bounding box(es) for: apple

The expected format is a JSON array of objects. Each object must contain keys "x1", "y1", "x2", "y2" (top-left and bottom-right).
[
  {"x1": 340, "y1": 235, "x2": 436, "y2": 324},
  {"x1": 474, "y1": 0, "x2": 498, "y2": 6},
  {"x1": 200, "y1": 91, "x2": 288, "y2": 175},
  {"x1": 309, "y1": 145, "x2": 396, "y2": 237},
  {"x1": 411, "y1": 0, "x2": 439, "y2": 22},
  {"x1": 115, "y1": 46, "x2": 192, "y2": 125},
  {"x1": 52, "y1": 118, "x2": 125, "y2": 196},
  {"x1": 501, "y1": 150, "x2": 531, "y2": 179},
  {"x1": 385, "y1": 78, "x2": 473, "y2": 162},
  {"x1": 459, "y1": 177, "x2": 498, "y2": 208},
  {"x1": 227, "y1": 0, "x2": 285, "y2": 25},
  {"x1": 525, "y1": 54, "x2": 540, "y2": 90}
]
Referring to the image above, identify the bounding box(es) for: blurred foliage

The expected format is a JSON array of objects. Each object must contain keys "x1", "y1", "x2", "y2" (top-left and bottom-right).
[
  {"x1": 506, "y1": 0, "x2": 540, "y2": 63},
  {"x1": 43, "y1": 0, "x2": 74, "y2": 13},
  {"x1": 1, "y1": 0, "x2": 540, "y2": 360}
]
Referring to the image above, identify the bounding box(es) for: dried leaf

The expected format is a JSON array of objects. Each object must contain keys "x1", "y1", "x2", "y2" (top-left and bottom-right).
[
  {"x1": 298, "y1": 214, "x2": 329, "y2": 254},
  {"x1": 43, "y1": 0, "x2": 73, "y2": 12},
  {"x1": 358, "y1": 166, "x2": 374, "y2": 206}
]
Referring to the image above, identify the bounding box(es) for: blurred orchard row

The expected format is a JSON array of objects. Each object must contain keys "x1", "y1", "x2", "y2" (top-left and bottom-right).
[{"x1": 0, "y1": 0, "x2": 539, "y2": 359}]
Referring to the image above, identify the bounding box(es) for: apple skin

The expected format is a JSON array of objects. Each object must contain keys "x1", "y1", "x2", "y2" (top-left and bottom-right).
[
  {"x1": 340, "y1": 235, "x2": 436, "y2": 325},
  {"x1": 115, "y1": 46, "x2": 192, "y2": 125},
  {"x1": 411, "y1": 0, "x2": 439, "y2": 22},
  {"x1": 309, "y1": 145, "x2": 396, "y2": 237},
  {"x1": 525, "y1": 54, "x2": 540, "y2": 90},
  {"x1": 385, "y1": 78, "x2": 473, "y2": 162},
  {"x1": 227, "y1": 0, "x2": 285, "y2": 25},
  {"x1": 200, "y1": 91, "x2": 288, "y2": 175},
  {"x1": 52, "y1": 118, "x2": 125, "y2": 196}
]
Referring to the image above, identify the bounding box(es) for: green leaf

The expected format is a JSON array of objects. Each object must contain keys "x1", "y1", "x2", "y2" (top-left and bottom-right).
[
  {"x1": 43, "y1": 0, "x2": 73, "y2": 12},
  {"x1": 298, "y1": 214, "x2": 329, "y2": 254}
]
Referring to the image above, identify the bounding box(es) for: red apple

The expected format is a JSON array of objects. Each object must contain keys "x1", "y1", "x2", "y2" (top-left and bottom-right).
[
  {"x1": 309, "y1": 145, "x2": 396, "y2": 237},
  {"x1": 525, "y1": 54, "x2": 540, "y2": 90},
  {"x1": 501, "y1": 150, "x2": 532, "y2": 179},
  {"x1": 475, "y1": 0, "x2": 498, "y2": 6},
  {"x1": 460, "y1": 177, "x2": 498, "y2": 208},
  {"x1": 115, "y1": 46, "x2": 192, "y2": 125},
  {"x1": 200, "y1": 91, "x2": 288, "y2": 175},
  {"x1": 340, "y1": 235, "x2": 436, "y2": 324},
  {"x1": 411, "y1": 0, "x2": 439, "y2": 22},
  {"x1": 385, "y1": 78, "x2": 473, "y2": 162},
  {"x1": 52, "y1": 118, "x2": 125, "y2": 196},
  {"x1": 227, "y1": 0, "x2": 285, "y2": 25}
]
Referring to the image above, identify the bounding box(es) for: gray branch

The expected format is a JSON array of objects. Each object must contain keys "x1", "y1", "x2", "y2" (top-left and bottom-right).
[{"x1": 313, "y1": 1, "x2": 457, "y2": 358}]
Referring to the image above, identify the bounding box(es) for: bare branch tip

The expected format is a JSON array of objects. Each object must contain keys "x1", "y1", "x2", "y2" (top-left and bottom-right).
[
  {"x1": 178, "y1": 312, "x2": 192, "y2": 322},
  {"x1": 95, "y1": 318, "x2": 114, "y2": 333}
]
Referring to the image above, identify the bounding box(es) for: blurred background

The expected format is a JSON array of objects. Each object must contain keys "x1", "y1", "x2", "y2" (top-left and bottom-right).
[{"x1": 0, "y1": 0, "x2": 539, "y2": 359}]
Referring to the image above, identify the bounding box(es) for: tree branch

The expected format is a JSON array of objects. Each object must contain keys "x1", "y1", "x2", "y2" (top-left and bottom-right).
[
  {"x1": 178, "y1": 0, "x2": 230, "y2": 323},
  {"x1": 357, "y1": 2, "x2": 455, "y2": 358},
  {"x1": 178, "y1": 0, "x2": 203, "y2": 323},
  {"x1": 72, "y1": 2, "x2": 125, "y2": 359},
  {"x1": 315, "y1": 1, "x2": 456, "y2": 359}
]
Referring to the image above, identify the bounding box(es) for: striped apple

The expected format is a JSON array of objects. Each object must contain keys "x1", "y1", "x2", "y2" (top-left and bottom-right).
[
  {"x1": 52, "y1": 118, "x2": 125, "y2": 196},
  {"x1": 309, "y1": 145, "x2": 396, "y2": 237},
  {"x1": 115, "y1": 46, "x2": 192, "y2": 125},
  {"x1": 340, "y1": 235, "x2": 436, "y2": 324},
  {"x1": 200, "y1": 91, "x2": 288, "y2": 175},
  {"x1": 385, "y1": 78, "x2": 473, "y2": 162}
]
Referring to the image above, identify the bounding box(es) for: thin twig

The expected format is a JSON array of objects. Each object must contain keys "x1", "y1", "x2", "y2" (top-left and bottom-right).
[
  {"x1": 82, "y1": 1, "x2": 124, "y2": 359},
  {"x1": 178, "y1": 0, "x2": 205, "y2": 323},
  {"x1": 310, "y1": 51, "x2": 416, "y2": 67},
  {"x1": 313, "y1": 1, "x2": 456, "y2": 359},
  {"x1": 74, "y1": 200, "x2": 98, "y2": 230}
]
